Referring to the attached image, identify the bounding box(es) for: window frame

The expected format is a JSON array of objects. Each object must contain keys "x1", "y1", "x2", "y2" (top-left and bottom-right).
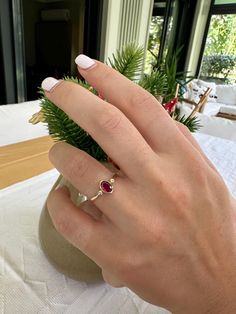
[
  {"x1": 196, "y1": 1, "x2": 236, "y2": 76},
  {"x1": 151, "y1": 0, "x2": 198, "y2": 72}
]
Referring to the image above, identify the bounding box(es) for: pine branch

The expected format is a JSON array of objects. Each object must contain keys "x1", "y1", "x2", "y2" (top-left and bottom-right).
[
  {"x1": 139, "y1": 71, "x2": 168, "y2": 99},
  {"x1": 173, "y1": 108, "x2": 202, "y2": 133},
  {"x1": 63, "y1": 76, "x2": 96, "y2": 93},
  {"x1": 108, "y1": 42, "x2": 144, "y2": 81}
]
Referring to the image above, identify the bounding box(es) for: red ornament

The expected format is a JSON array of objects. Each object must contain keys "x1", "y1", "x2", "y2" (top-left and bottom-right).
[{"x1": 163, "y1": 97, "x2": 178, "y2": 114}]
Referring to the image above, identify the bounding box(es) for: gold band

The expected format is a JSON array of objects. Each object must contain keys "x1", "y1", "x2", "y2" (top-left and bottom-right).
[{"x1": 90, "y1": 190, "x2": 103, "y2": 202}]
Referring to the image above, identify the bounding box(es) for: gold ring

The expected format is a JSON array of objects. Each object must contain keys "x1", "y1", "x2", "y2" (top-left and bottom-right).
[{"x1": 90, "y1": 175, "x2": 116, "y2": 201}]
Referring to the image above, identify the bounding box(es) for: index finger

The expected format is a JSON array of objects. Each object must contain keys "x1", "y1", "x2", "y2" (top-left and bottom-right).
[{"x1": 41, "y1": 78, "x2": 156, "y2": 181}]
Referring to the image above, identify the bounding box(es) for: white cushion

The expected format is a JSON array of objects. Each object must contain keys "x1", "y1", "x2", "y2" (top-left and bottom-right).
[
  {"x1": 197, "y1": 79, "x2": 217, "y2": 102},
  {"x1": 202, "y1": 102, "x2": 222, "y2": 116},
  {"x1": 178, "y1": 103, "x2": 236, "y2": 141},
  {"x1": 197, "y1": 79, "x2": 216, "y2": 92},
  {"x1": 219, "y1": 105, "x2": 236, "y2": 115},
  {"x1": 216, "y1": 84, "x2": 236, "y2": 106},
  {"x1": 184, "y1": 79, "x2": 217, "y2": 103}
]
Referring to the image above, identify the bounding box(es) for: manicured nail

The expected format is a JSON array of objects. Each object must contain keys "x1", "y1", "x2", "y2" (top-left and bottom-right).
[
  {"x1": 75, "y1": 54, "x2": 96, "y2": 69},
  {"x1": 41, "y1": 77, "x2": 60, "y2": 92}
]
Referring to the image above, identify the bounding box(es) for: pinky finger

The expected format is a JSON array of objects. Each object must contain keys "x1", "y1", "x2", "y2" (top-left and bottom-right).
[{"x1": 47, "y1": 186, "x2": 106, "y2": 262}]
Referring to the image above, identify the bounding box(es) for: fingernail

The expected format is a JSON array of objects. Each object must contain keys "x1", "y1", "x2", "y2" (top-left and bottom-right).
[
  {"x1": 41, "y1": 77, "x2": 60, "y2": 92},
  {"x1": 75, "y1": 54, "x2": 96, "y2": 69}
]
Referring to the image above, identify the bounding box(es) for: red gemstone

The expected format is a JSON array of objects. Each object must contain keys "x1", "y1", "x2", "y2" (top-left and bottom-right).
[{"x1": 100, "y1": 180, "x2": 113, "y2": 193}]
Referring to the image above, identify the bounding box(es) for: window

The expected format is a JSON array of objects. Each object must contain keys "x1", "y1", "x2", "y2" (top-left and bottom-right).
[
  {"x1": 145, "y1": 1, "x2": 171, "y2": 73},
  {"x1": 199, "y1": 1, "x2": 236, "y2": 84},
  {"x1": 146, "y1": 0, "x2": 197, "y2": 73}
]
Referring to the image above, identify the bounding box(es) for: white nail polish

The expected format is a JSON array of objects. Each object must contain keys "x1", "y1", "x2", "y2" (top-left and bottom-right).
[
  {"x1": 41, "y1": 77, "x2": 59, "y2": 92},
  {"x1": 75, "y1": 54, "x2": 96, "y2": 69}
]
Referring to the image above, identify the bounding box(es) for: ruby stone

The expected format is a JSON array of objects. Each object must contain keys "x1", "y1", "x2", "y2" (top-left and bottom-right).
[{"x1": 100, "y1": 180, "x2": 113, "y2": 193}]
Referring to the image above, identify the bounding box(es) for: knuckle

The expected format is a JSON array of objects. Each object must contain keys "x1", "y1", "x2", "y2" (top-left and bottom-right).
[
  {"x1": 54, "y1": 219, "x2": 69, "y2": 236},
  {"x1": 66, "y1": 153, "x2": 89, "y2": 180},
  {"x1": 100, "y1": 66, "x2": 114, "y2": 82},
  {"x1": 130, "y1": 88, "x2": 155, "y2": 108},
  {"x1": 116, "y1": 260, "x2": 133, "y2": 282},
  {"x1": 98, "y1": 107, "x2": 123, "y2": 132},
  {"x1": 195, "y1": 168, "x2": 208, "y2": 187},
  {"x1": 52, "y1": 207, "x2": 72, "y2": 237},
  {"x1": 117, "y1": 252, "x2": 147, "y2": 284},
  {"x1": 52, "y1": 206, "x2": 91, "y2": 251},
  {"x1": 60, "y1": 82, "x2": 76, "y2": 102},
  {"x1": 170, "y1": 187, "x2": 192, "y2": 220},
  {"x1": 174, "y1": 188, "x2": 190, "y2": 208},
  {"x1": 74, "y1": 229, "x2": 90, "y2": 251},
  {"x1": 189, "y1": 157, "x2": 208, "y2": 185}
]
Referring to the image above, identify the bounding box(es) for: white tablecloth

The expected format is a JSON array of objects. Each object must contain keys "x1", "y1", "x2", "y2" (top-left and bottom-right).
[
  {"x1": 0, "y1": 133, "x2": 236, "y2": 313},
  {"x1": 0, "y1": 100, "x2": 48, "y2": 147}
]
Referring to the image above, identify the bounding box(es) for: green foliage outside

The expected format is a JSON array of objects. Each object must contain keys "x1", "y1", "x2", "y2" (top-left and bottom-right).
[
  {"x1": 200, "y1": 14, "x2": 236, "y2": 83},
  {"x1": 145, "y1": 16, "x2": 164, "y2": 73},
  {"x1": 201, "y1": 55, "x2": 236, "y2": 82}
]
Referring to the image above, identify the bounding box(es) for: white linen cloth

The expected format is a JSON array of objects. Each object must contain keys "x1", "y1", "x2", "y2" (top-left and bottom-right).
[
  {"x1": 202, "y1": 101, "x2": 224, "y2": 116},
  {"x1": 178, "y1": 103, "x2": 236, "y2": 141},
  {"x1": 0, "y1": 100, "x2": 48, "y2": 147},
  {"x1": 216, "y1": 84, "x2": 236, "y2": 106},
  {"x1": 0, "y1": 133, "x2": 236, "y2": 313},
  {"x1": 219, "y1": 105, "x2": 236, "y2": 116}
]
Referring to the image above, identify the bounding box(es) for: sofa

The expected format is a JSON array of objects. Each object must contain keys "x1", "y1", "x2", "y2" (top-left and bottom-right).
[
  {"x1": 179, "y1": 79, "x2": 236, "y2": 142},
  {"x1": 184, "y1": 79, "x2": 236, "y2": 114}
]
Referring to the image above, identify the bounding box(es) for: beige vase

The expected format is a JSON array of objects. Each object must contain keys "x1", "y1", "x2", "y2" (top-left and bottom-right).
[{"x1": 38, "y1": 175, "x2": 103, "y2": 282}]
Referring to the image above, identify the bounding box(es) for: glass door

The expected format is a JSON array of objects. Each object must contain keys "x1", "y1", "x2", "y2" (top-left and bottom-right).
[
  {"x1": 200, "y1": 14, "x2": 236, "y2": 83},
  {"x1": 145, "y1": 0, "x2": 198, "y2": 73},
  {"x1": 145, "y1": 0, "x2": 175, "y2": 73},
  {"x1": 199, "y1": 0, "x2": 236, "y2": 83}
]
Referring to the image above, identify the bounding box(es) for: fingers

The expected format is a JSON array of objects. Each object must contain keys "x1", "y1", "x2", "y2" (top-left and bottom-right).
[
  {"x1": 47, "y1": 186, "x2": 105, "y2": 262},
  {"x1": 47, "y1": 186, "x2": 129, "y2": 271},
  {"x1": 49, "y1": 141, "x2": 125, "y2": 220},
  {"x1": 42, "y1": 78, "x2": 156, "y2": 181},
  {"x1": 49, "y1": 141, "x2": 140, "y2": 224},
  {"x1": 75, "y1": 56, "x2": 184, "y2": 152},
  {"x1": 49, "y1": 142, "x2": 113, "y2": 200},
  {"x1": 79, "y1": 200, "x2": 103, "y2": 220}
]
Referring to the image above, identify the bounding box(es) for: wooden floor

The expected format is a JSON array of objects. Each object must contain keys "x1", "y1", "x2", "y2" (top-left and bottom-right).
[{"x1": 0, "y1": 136, "x2": 55, "y2": 189}]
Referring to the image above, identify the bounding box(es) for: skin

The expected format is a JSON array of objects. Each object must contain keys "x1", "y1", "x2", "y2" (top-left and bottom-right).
[{"x1": 44, "y1": 60, "x2": 236, "y2": 314}]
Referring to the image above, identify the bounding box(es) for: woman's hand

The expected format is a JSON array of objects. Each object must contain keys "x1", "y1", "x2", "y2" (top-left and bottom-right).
[{"x1": 42, "y1": 55, "x2": 236, "y2": 314}]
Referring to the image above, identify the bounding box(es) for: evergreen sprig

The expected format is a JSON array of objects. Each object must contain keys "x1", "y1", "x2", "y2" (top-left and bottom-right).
[
  {"x1": 108, "y1": 42, "x2": 144, "y2": 81},
  {"x1": 173, "y1": 108, "x2": 202, "y2": 133},
  {"x1": 39, "y1": 87, "x2": 107, "y2": 161},
  {"x1": 139, "y1": 71, "x2": 168, "y2": 99}
]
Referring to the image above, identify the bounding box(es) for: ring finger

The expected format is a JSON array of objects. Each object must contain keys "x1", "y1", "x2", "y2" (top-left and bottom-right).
[{"x1": 49, "y1": 141, "x2": 129, "y2": 221}]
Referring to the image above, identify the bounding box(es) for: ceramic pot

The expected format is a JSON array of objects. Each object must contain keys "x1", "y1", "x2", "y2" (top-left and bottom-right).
[{"x1": 38, "y1": 175, "x2": 103, "y2": 282}]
